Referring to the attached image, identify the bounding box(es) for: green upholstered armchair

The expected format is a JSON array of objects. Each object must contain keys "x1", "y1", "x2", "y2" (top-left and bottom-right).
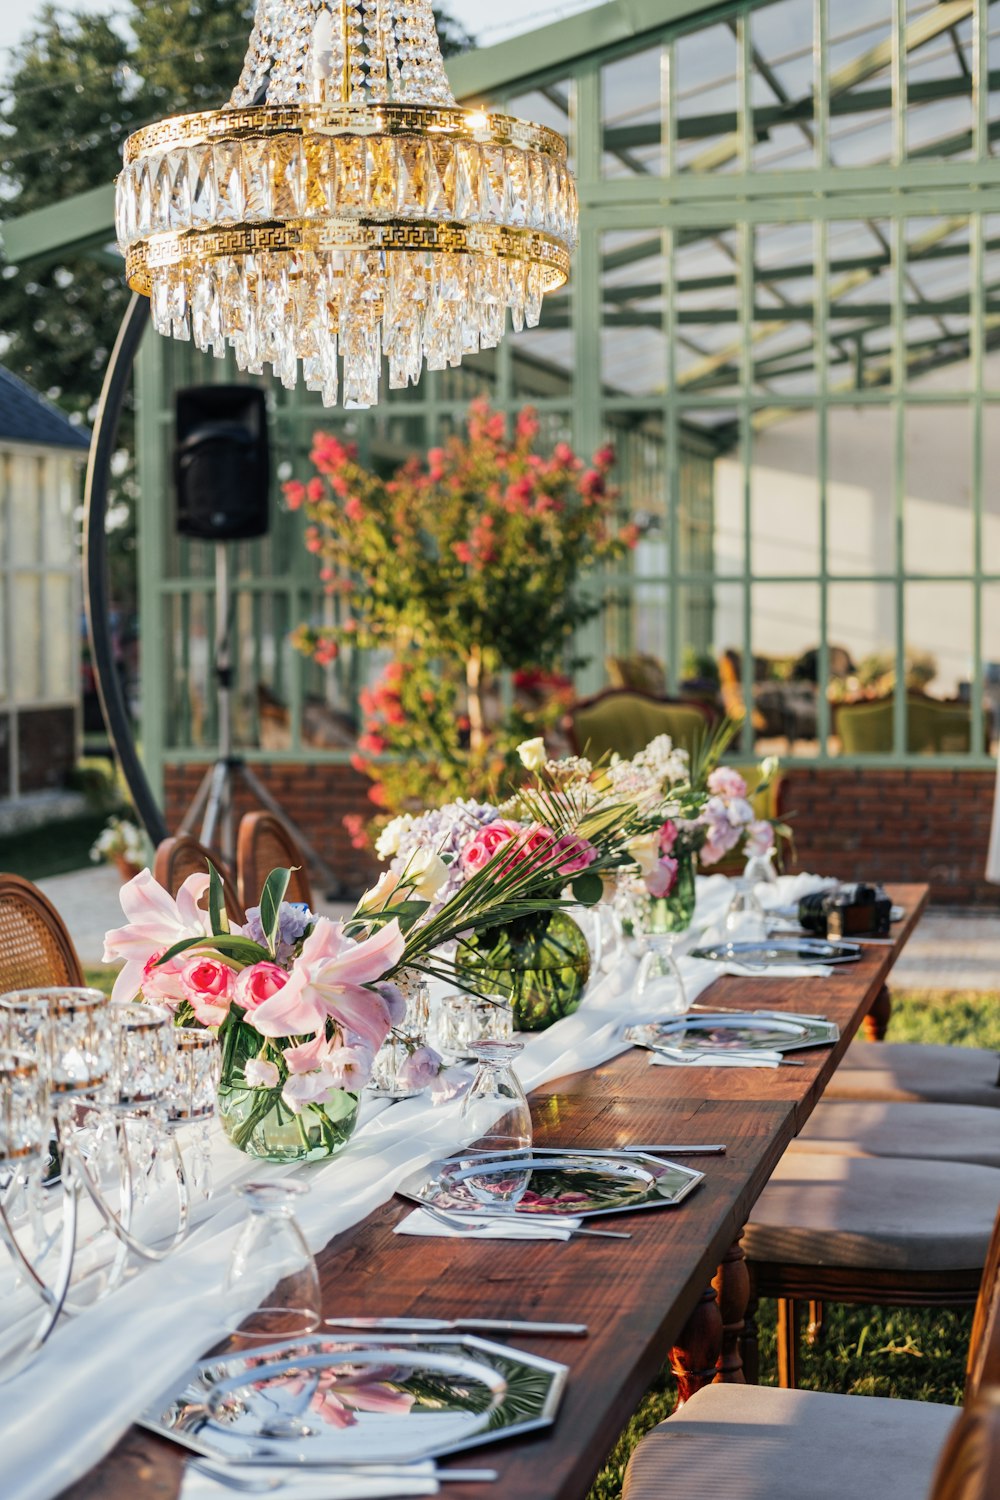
[
  {"x1": 564, "y1": 689, "x2": 717, "y2": 762},
  {"x1": 836, "y1": 694, "x2": 976, "y2": 754}
]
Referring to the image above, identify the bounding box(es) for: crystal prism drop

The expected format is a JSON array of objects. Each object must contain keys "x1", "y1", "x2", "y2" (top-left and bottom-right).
[
  {"x1": 241, "y1": 139, "x2": 274, "y2": 219},
  {"x1": 166, "y1": 148, "x2": 191, "y2": 231},
  {"x1": 189, "y1": 147, "x2": 218, "y2": 228},
  {"x1": 453, "y1": 143, "x2": 480, "y2": 222},
  {"x1": 151, "y1": 155, "x2": 172, "y2": 234},
  {"x1": 505, "y1": 149, "x2": 529, "y2": 229},
  {"x1": 214, "y1": 141, "x2": 245, "y2": 223},
  {"x1": 270, "y1": 136, "x2": 306, "y2": 218},
  {"x1": 480, "y1": 146, "x2": 504, "y2": 224}
]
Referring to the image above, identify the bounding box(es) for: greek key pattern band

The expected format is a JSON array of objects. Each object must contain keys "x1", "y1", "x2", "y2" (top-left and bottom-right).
[
  {"x1": 125, "y1": 220, "x2": 570, "y2": 297},
  {"x1": 123, "y1": 103, "x2": 568, "y2": 166}
]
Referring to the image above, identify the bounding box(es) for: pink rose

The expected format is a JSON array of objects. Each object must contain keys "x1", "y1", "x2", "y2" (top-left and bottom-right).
[
  {"x1": 553, "y1": 833, "x2": 598, "y2": 875},
  {"x1": 235, "y1": 961, "x2": 288, "y2": 1013},
  {"x1": 707, "y1": 767, "x2": 748, "y2": 800},
  {"x1": 179, "y1": 956, "x2": 236, "y2": 1027},
  {"x1": 658, "y1": 819, "x2": 679, "y2": 855},
  {"x1": 645, "y1": 855, "x2": 679, "y2": 899},
  {"x1": 460, "y1": 820, "x2": 519, "y2": 874},
  {"x1": 141, "y1": 950, "x2": 189, "y2": 1009}
]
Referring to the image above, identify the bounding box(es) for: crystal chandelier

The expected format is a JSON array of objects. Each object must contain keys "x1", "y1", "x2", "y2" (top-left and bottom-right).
[{"x1": 114, "y1": 0, "x2": 578, "y2": 407}]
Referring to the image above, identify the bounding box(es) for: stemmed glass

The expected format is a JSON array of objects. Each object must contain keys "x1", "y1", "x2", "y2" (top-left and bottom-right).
[
  {"x1": 724, "y1": 878, "x2": 766, "y2": 942},
  {"x1": 458, "y1": 1040, "x2": 532, "y2": 1210},
  {"x1": 623, "y1": 879, "x2": 690, "y2": 1018},
  {"x1": 223, "y1": 1181, "x2": 321, "y2": 1342}
]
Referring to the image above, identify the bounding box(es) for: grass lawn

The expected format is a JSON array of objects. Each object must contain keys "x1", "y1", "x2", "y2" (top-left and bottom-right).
[
  {"x1": 0, "y1": 813, "x2": 114, "y2": 882},
  {"x1": 587, "y1": 987, "x2": 999, "y2": 1500}
]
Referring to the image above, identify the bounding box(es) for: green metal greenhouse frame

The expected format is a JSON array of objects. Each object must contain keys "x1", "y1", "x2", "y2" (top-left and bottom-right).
[{"x1": 5, "y1": 0, "x2": 1000, "y2": 800}]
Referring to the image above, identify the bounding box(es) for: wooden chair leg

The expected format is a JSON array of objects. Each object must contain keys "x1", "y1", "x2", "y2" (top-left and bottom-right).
[
  {"x1": 776, "y1": 1297, "x2": 801, "y2": 1389},
  {"x1": 713, "y1": 1235, "x2": 750, "y2": 1385},
  {"x1": 669, "y1": 1284, "x2": 723, "y2": 1406},
  {"x1": 741, "y1": 1272, "x2": 760, "y2": 1386},
  {"x1": 863, "y1": 983, "x2": 892, "y2": 1042},
  {"x1": 806, "y1": 1299, "x2": 825, "y2": 1346}
]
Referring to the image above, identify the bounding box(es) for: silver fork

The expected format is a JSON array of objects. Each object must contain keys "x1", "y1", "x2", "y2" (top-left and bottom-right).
[{"x1": 416, "y1": 1200, "x2": 631, "y2": 1240}]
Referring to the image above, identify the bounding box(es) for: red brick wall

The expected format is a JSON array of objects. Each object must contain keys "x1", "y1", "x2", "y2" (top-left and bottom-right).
[
  {"x1": 781, "y1": 767, "x2": 1000, "y2": 907},
  {"x1": 165, "y1": 761, "x2": 1000, "y2": 907},
  {"x1": 163, "y1": 761, "x2": 380, "y2": 899}
]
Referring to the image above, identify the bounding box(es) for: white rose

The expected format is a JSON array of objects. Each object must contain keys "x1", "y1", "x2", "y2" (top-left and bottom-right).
[
  {"x1": 628, "y1": 832, "x2": 661, "y2": 878},
  {"x1": 517, "y1": 737, "x2": 547, "y2": 772},
  {"x1": 405, "y1": 848, "x2": 450, "y2": 902},
  {"x1": 375, "y1": 815, "x2": 412, "y2": 861},
  {"x1": 356, "y1": 868, "x2": 401, "y2": 913}
]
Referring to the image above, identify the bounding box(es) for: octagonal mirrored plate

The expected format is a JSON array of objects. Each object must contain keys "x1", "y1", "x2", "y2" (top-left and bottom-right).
[
  {"x1": 624, "y1": 1011, "x2": 840, "y2": 1056},
  {"x1": 689, "y1": 937, "x2": 861, "y2": 966},
  {"x1": 141, "y1": 1333, "x2": 567, "y2": 1464},
  {"x1": 398, "y1": 1151, "x2": 704, "y2": 1220}
]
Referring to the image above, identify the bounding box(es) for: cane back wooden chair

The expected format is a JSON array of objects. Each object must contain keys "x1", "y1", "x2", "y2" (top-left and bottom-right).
[
  {"x1": 623, "y1": 1204, "x2": 1000, "y2": 1500},
  {"x1": 0, "y1": 874, "x2": 85, "y2": 991},
  {"x1": 152, "y1": 836, "x2": 243, "y2": 924},
  {"x1": 236, "y1": 812, "x2": 314, "y2": 912}
]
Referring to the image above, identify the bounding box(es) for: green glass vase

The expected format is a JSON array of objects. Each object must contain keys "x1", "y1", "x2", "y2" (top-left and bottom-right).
[
  {"x1": 647, "y1": 851, "x2": 697, "y2": 936},
  {"x1": 217, "y1": 1022, "x2": 358, "y2": 1162},
  {"x1": 456, "y1": 909, "x2": 591, "y2": 1033}
]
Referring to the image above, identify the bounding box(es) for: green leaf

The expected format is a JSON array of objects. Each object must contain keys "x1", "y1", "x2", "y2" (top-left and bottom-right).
[
  {"x1": 208, "y1": 864, "x2": 225, "y2": 936},
  {"x1": 260, "y1": 868, "x2": 292, "y2": 955},
  {"x1": 153, "y1": 934, "x2": 269, "y2": 968},
  {"x1": 571, "y1": 871, "x2": 604, "y2": 907}
]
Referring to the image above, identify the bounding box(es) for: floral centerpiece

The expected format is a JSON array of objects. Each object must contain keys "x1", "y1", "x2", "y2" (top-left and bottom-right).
[
  {"x1": 103, "y1": 867, "x2": 408, "y2": 1161},
  {"x1": 90, "y1": 815, "x2": 149, "y2": 883}
]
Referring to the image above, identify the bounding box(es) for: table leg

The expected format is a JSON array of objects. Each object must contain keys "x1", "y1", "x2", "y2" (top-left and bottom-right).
[
  {"x1": 863, "y1": 983, "x2": 892, "y2": 1042},
  {"x1": 669, "y1": 1236, "x2": 750, "y2": 1403}
]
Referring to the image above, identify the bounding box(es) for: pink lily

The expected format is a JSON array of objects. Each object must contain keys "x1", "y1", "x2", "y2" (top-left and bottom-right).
[
  {"x1": 251, "y1": 917, "x2": 405, "y2": 1047},
  {"x1": 103, "y1": 869, "x2": 212, "y2": 1004}
]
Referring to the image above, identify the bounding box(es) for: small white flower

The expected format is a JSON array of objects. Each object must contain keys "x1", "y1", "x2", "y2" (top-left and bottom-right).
[{"x1": 245, "y1": 1057, "x2": 280, "y2": 1089}]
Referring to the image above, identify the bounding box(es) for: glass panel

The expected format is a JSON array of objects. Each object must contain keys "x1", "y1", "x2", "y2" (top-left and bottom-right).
[
  {"x1": 750, "y1": 583, "x2": 821, "y2": 755},
  {"x1": 9, "y1": 454, "x2": 41, "y2": 566},
  {"x1": 13, "y1": 575, "x2": 42, "y2": 702},
  {"x1": 509, "y1": 325, "x2": 574, "y2": 400},
  {"x1": 826, "y1": 219, "x2": 896, "y2": 394},
  {"x1": 983, "y1": 401, "x2": 1000, "y2": 566},
  {"x1": 905, "y1": 4, "x2": 974, "y2": 162},
  {"x1": 750, "y1": 410, "x2": 820, "y2": 575},
  {"x1": 828, "y1": 582, "x2": 898, "y2": 755},
  {"x1": 674, "y1": 227, "x2": 743, "y2": 398},
  {"x1": 905, "y1": 585, "x2": 971, "y2": 702},
  {"x1": 903, "y1": 217, "x2": 971, "y2": 391},
  {"x1": 903, "y1": 404, "x2": 973, "y2": 574},
  {"x1": 983, "y1": 213, "x2": 1000, "y2": 396},
  {"x1": 826, "y1": 0, "x2": 894, "y2": 168},
  {"x1": 827, "y1": 402, "x2": 896, "y2": 575},
  {"x1": 601, "y1": 231, "x2": 666, "y2": 397},
  {"x1": 681, "y1": 410, "x2": 744, "y2": 577},
  {"x1": 750, "y1": 0, "x2": 817, "y2": 172},
  {"x1": 753, "y1": 222, "x2": 818, "y2": 395},
  {"x1": 679, "y1": 580, "x2": 745, "y2": 723},
  {"x1": 601, "y1": 46, "x2": 664, "y2": 178},
  {"x1": 603, "y1": 411, "x2": 667, "y2": 571},
  {"x1": 44, "y1": 574, "x2": 76, "y2": 700},
  {"x1": 673, "y1": 23, "x2": 741, "y2": 175}
]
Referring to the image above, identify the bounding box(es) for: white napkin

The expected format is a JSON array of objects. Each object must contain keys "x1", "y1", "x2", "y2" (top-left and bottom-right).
[
  {"x1": 394, "y1": 1207, "x2": 579, "y2": 1240},
  {"x1": 180, "y1": 1463, "x2": 439, "y2": 1500},
  {"x1": 649, "y1": 1051, "x2": 782, "y2": 1069},
  {"x1": 719, "y1": 962, "x2": 834, "y2": 979}
]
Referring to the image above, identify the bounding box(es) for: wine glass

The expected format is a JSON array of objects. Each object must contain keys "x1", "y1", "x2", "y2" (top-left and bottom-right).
[
  {"x1": 223, "y1": 1181, "x2": 321, "y2": 1341},
  {"x1": 458, "y1": 1040, "x2": 532, "y2": 1210},
  {"x1": 724, "y1": 878, "x2": 767, "y2": 942}
]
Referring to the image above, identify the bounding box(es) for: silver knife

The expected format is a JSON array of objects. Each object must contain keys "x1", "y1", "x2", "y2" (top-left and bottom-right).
[
  {"x1": 323, "y1": 1316, "x2": 588, "y2": 1336},
  {"x1": 468, "y1": 1143, "x2": 727, "y2": 1157}
]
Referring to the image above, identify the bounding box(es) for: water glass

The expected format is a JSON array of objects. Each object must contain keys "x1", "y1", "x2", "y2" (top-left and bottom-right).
[
  {"x1": 437, "y1": 993, "x2": 513, "y2": 1058},
  {"x1": 0, "y1": 988, "x2": 113, "y2": 1096},
  {"x1": 223, "y1": 1181, "x2": 321, "y2": 1341},
  {"x1": 458, "y1": 1040, "x2": 532, "y2": 1209},
  {"x1": 724, "y1": 879, "x2": 767, "y2": 942}
]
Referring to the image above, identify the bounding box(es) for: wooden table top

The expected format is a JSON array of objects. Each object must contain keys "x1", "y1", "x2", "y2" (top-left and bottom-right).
[{"x1": 59, "y1": 884, "x2": 928, "y2": 1500}]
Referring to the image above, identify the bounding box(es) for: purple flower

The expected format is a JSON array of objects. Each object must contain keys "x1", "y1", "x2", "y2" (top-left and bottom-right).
[
  {"x1": 375, "y1": 980, "x2": 407, "y2": 1027},
  {"x1": 398, "y1": 1045, "x2": 442, "y2": 1092},
  {"x1": 244, "y1": 901, "x2": 317, "y2": 961}
]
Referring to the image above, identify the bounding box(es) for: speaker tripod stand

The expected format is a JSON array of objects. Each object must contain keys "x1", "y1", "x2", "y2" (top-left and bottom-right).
[{"x1": 180, "y1": 545, "x2": 342, "y2": 897}]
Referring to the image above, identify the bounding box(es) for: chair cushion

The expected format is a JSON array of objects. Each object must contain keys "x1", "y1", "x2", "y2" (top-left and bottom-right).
[
  {"x1": 622, "y1": 1382, "x2": 958, "y2": 1500},
  {"x1": 826, "y1": 1041, "x2": 1000, "y2": 1107},
  {"x1": 789, "y1": 1102, "x2": 1000, "y2": 1168},
  {"x1": 744, "y1": 1155, "x2": 1000, "y2": 1269}
]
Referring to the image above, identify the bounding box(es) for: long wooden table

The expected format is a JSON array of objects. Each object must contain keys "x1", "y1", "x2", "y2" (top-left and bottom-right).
[{"x1": 61, "y1": 884, "x2": 929, "y2": 1500}]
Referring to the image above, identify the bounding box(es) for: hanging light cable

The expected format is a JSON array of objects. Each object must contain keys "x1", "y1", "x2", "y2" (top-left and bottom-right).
[{"x1": 114, "y1": 0, "x2": 578, "y2": 407}]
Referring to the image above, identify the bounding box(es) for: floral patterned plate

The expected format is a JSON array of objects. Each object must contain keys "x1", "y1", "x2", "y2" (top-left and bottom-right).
[
  {"x1": 398, "y1": 1151, "x2": 704, "y2": 1220},
  {"x1": 141, "y1": 1333, "x2": 567, "y2": 1463}
]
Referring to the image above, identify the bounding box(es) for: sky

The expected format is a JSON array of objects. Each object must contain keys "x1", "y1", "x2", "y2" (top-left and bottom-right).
[{"x1": 0, "y1": 0, "x2": 602, "y2": 63}]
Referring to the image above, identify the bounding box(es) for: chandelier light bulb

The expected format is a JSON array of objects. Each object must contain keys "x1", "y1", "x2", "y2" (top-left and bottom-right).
[{"x1": 114, "y1": 0, "x2": 578, "y2": 408}]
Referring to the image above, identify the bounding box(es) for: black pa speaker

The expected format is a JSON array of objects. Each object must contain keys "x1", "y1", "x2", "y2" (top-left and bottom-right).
[{"x1": 174, "y1": 386, "x2": 270, "y2": 541}]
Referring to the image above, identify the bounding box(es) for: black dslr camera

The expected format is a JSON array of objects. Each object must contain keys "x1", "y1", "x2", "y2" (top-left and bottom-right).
[{"x1": 798, "y1": 883, "x2": 892, "y2": 939}]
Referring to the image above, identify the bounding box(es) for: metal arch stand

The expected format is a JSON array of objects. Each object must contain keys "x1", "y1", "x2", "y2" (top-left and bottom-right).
[{"x1": 86, "y1": 294, "x2": 342, "y2": 894}]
